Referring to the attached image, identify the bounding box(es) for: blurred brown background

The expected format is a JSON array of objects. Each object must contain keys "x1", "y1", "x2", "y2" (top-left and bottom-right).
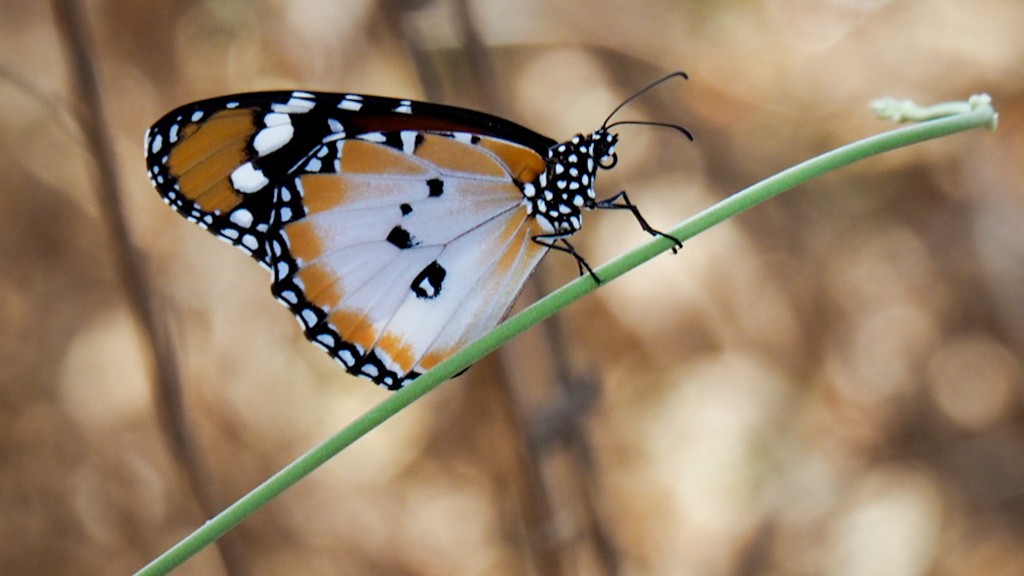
[{"x1": 2, "y1": 0, "x2": 1023, "y2": 574}]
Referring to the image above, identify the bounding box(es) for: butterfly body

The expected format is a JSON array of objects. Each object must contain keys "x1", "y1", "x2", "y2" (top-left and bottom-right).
[{"x1": 146, "y1": 90, "x2": 633, "y2": 389}]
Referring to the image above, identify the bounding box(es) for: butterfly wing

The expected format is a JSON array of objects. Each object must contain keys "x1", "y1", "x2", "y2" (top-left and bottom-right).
[{"x1": 145, "y1": 91, "x2": 556, "y2": 389}]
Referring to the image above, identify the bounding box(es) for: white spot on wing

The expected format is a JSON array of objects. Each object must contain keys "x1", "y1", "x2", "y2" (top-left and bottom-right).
[
  {"x1": 400, "y1": 130, "x2": 418, "y2": 154},
  {"x1": 325, "y1": 118, "x2": 346, "y2": 141},
  {"x1": 229, "y1": 208, "x2": 254, "y2": 228},
  {"x1": 338, "y1": 349, "x2": 356, "y2": 366},
  {"x1": 279, "y1": 289, "x2": 298, "y2": 305},
  {"x1": 339, "y1": 95, "x2": 363, "y2": 111},
  {"x1": 300, "y1": 308, "x2": 318, "y2": 328},
  {"x1": 231, "y1": 162, "x2": 269, "y2": 193},
  {"x1": 264, "y1": 112, "x2": 291, "y2": 127},
  {"x1": 149, "y1": 133, "x2": 162, "y2": 154},
  {"x1": 394, "y1": 100, "x2": 413, "y2": 114},
  {"x1": 253, "y1": 115, "x2": 294, "y2": 156},
  {"x1": 272, "y1": 93, "x2": 316, "y2": 114}
]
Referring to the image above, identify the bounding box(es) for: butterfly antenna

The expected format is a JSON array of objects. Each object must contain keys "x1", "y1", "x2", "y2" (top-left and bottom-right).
[
  {"x1": 602, "y1": 71, "x2": 689, "y2": 128},
  {"x1": 604, "y1": 119, "x2": 694, "y2": 141}
]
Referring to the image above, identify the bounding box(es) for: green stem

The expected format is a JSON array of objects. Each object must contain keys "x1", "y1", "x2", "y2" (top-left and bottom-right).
[{"x1": 134, "y1": 97, "x2": 995, "y2": 576}]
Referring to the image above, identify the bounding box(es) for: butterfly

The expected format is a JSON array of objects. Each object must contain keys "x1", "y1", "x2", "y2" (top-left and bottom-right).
[{"x1": 144, "y1": 72, "x2": 690, "y2": 390}]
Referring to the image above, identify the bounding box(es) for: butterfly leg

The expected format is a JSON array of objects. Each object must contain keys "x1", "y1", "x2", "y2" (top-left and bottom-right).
[
  {"x1": 594, "y1": 190, "x2": 682, "y2": 253},
  {"x1": 532, "y1": 235, "x2": 602, "y2": 283}
]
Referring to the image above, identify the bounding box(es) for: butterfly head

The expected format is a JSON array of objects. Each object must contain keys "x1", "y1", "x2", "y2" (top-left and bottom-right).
[{"x1": 591, "y1": 128, "x2": 620, "y2": 170}]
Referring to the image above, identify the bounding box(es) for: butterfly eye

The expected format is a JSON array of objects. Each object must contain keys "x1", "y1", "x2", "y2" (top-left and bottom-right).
[{"x1": 599, "y1": 151, "x2": 618, "y2": 170}]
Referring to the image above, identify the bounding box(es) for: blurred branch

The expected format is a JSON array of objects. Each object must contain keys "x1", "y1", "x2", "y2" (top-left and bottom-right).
[
  {"x1": 0, "y1": 57, "x2": 83, "y2": 147},
  {"x1": 450, "y1": 4, "x2": 622, "y2": 573},
  {"x1": 377, "y1": 0, "x2": 445, "y2": 102},
  {"x1": 452, "y1": 0, "x2": 506, "y2": 113},
  {"x1": 49, "y1": 1, "x2": 245, "y2": 575}
]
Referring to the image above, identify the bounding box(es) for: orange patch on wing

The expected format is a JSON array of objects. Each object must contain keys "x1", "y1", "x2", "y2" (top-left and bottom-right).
[
  {"x1": 175, "y1": 146, "x2": 248, "y2": 213},
  {"x1": 340, "y1": 140, "x2": 430, "y2": 176},
  {"x1": 415, "y1": 135, "x2": 506, "y2": 178},
  {"x1": 187, "y1": 179, "x2": 244, "y2": 214},
  {"x1": 168, "y1": 109, "x2": 257, "y2": 213},
  {"x1": 469, "y1": 180, "x2": 526, "y2": 202},
  {"x1": 168, "y1": 108, "x2": 254, "y2": 173},
  {"x1": 299, "y1": 174, "x2": 348, "y2": 214},
  {"x1": 329, "y1": 309, "x2": 377, "y2": 351},
  {"x1": 283, "y1": 221, "x2": 324, "y2": 263},
  {"x1": 297, "y1": 264, "x2": 342, "y2": 310},
  {"x1": 478, "y1": 138, "x2": 547, "y2": 182},
  {"x1": 490, "y1": 215, "x2": 541, "y2": 277},
  {"x1": 375, "y1": 332, "x2": 415, "y2": 372},
  {"x1": 418, "y1": 345, "x2": 459, "y2": 371}
]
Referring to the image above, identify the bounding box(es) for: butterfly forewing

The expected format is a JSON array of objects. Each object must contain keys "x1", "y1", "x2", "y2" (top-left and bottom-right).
[{"x1": 146, "y1": 91, "x2": 560, "y2": 389}]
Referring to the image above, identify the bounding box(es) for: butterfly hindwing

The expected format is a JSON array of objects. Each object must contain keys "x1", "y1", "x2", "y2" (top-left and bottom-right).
[
  {"x1": 272, "y1": 133, "x2": 550, "y2": 389},
  {"x1": 146, "y1": 91, "x2": 560, "y2": 389}
]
